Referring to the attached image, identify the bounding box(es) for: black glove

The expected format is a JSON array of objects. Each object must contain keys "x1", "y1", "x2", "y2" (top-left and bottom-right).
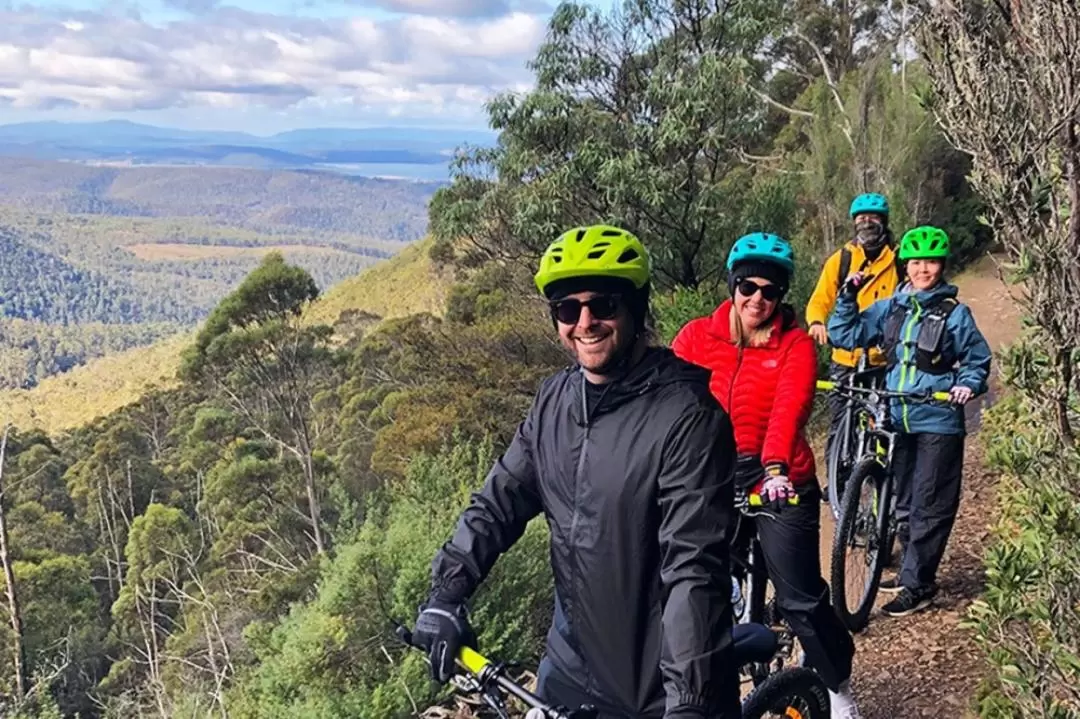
[
  {"x1": 840, "y1": 273, "x2": 863, "y2": 299},
  {"x1": 734, "y1": 454, "x2": 765, "y2": 491},
  {"x1": 412, "y1": 599, "x2": 477, "y2": 683}
]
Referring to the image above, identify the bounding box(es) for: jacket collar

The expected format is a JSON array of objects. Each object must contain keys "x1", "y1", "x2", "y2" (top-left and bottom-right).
[{"x1": 896, "y1": 281, "x2": 959, "y2": 306}]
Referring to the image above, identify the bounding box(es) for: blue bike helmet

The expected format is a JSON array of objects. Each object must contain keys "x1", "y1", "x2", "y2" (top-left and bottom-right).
[
  {"x1": 726, "y1": 233, "x2": 795, "y2": 273},
  {"x1": 726, "y1": 233, "x2": 795, "y2": 296},
  {"x1": 849, "y1": 193, "x2": 889, "y2": 219}
]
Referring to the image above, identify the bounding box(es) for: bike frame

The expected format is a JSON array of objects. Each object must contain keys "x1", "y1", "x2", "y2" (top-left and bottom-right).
[
  {"x1": 731, "y1": 491, "x2": 800, "y2": 683},
  {"x1": 819, "y1": 381, "x2": 951, "y2": 600}
]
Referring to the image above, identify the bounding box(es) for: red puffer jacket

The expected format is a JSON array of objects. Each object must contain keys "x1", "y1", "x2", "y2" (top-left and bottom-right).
[{"x1": 672, "y1": 300, "x2": 818, "y2": 486}]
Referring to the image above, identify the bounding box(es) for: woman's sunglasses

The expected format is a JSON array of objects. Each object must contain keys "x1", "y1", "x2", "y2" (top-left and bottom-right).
[
  {"x1": 736, "y1": 279, "x2": 784, "y2": 302},
  {"x1": 549, "y1": 295, "x2": 622, "y2": 325}
]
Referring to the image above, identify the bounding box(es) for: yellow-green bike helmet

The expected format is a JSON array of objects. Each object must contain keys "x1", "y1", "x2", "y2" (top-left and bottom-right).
[{"x1": 534, "y1": 225, "x2": 650, "y2": 298}]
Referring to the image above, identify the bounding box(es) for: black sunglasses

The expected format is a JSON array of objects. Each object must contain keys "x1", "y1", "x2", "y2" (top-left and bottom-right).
[
  {"x1": 549, "y1": 295, "x2": 622, "y2": 325},
  {"x1": 736, "y1": 279, "x2": 784, "y2": 302}
]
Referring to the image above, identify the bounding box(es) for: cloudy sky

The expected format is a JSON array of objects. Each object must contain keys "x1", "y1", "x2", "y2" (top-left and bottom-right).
[{"x1": 0, "y1": 0, "x2": 601, "y2": 134}]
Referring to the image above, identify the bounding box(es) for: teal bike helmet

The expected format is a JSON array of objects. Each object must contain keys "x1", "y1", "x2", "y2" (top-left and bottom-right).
[
  {"x1": 849, "y1": 193, "x2": 889, "y2": 218},
  {"x1": 726, "y1": 233, "x2": 795, "y2": 296},
  {"x1": 726, "y1": 233, "x2": 795, "y2": 273}
]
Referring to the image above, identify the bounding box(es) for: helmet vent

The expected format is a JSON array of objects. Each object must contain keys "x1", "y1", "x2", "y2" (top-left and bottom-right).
[
  {"x1": 617, "y1": 249, "x2": 639, "y2": 263},
  {"x1": 587, "y1": 250, "x2": 606, "y2": 259},
  {"x1": 602, "y1": 229, "x2": 623, "y2": 237},
  {"x1": 575, "y1": 229, "x2": 587, "y2": 242}
]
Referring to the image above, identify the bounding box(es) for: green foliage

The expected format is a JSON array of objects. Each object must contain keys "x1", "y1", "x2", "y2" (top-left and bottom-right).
[
  {"x1": 651, "y1": 286, "x2": 724, "y2": 346},
  {"x1": 225, "y1": 437, "x2": 553, "y2": 719},
  {"x1": 773, "y1": 59, "x2": 990, "y2": 266},
  {"x1": 185, "y1": 251, "x2": 320, "y2": 374},
  {"x1": 0, "y1": 2, "x2": 1010, "y2": 716},
  {"x1": 971, "y1": 341, "x2": 1080, "y2": 718},
  {"x1": 431, "y1": 0, "x2": 786, "y2": 289},
  {"x1": 0, "y1": 317, "x2": 180, "y2": 390}
]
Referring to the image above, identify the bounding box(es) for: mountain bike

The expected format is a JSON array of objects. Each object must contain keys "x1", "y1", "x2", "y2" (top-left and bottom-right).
[
  {"x1": 395, "y1": 617, "x2": 831, "y2": 719},
  {"x1": 730, "y1": 487, "x2": 803, "y2": 687},
  {"x1": 816, "y1": 380, "x2": 951, "y2": 632},
  {"x1": 823, "y1": 354, "x2": 886, "y2": 521}
]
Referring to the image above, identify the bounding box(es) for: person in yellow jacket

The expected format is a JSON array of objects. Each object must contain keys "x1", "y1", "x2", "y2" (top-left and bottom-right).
[{"x1": 806, "y1": 193, "x2": 900, "y2": 506}]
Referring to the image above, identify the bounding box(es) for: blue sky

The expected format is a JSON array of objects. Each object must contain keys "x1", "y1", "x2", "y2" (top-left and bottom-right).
[{"x1": 0, "y1": 0, "x2": 609, "y2": 133}]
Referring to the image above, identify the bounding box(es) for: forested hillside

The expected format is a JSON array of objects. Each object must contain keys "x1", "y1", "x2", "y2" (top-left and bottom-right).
[
  {"x1": 0, "y1": 238, "x2": 454, "y2": 435},
  {"x1": 0, "y1": 163, "x2": 436, "y2": 389},
  {"x1": 1, "y1": 1, "x2": 1078, "y2": 719},
  {"x1": 0, "y1": 160, "x2": 436, "y2": 239}
]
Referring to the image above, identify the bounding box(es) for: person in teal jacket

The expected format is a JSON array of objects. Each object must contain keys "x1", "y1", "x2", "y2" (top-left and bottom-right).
[{"x1": 827, "y1": 226, "x2": 991, "y2": 617}]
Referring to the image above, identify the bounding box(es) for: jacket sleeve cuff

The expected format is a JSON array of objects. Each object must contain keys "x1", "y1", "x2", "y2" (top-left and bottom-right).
[{"x1": 763, "y1": 462, "x2": 788, "y2": 476}]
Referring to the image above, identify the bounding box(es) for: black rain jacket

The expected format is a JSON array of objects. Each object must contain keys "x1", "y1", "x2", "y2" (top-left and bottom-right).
[{"x1": 429, "y1": 347, "x2": 740, "y2": 718}]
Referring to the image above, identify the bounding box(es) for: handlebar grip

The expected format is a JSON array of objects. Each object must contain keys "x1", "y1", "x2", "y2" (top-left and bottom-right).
[
  {"x1": 816, "y1": 380, "x2": 835, "y2": 391},
  {"x1": 458, "y1": 646, "x2": 491, "y2": 675},
  {"x1": 748, "y1": 492, "x2": 800, "y2": 507},
  {"x1": 932, "y1": 391, "x2": 951, "y2": 401}
]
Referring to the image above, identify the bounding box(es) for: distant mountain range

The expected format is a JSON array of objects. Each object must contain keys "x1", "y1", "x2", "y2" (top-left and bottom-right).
[{"x1": 0, "y1": 120, "x2": 498, "y2": 179}]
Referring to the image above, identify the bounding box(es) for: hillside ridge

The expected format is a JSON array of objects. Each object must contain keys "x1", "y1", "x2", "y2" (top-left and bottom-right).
[{"x1": 0, "y1": 238, "x2": 451, "y2": 434}]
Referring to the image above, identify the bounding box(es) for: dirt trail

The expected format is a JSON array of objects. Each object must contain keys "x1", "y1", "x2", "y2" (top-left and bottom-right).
[{"x1": 817, "y1": 254, "x2": 1021, "y2": 718}]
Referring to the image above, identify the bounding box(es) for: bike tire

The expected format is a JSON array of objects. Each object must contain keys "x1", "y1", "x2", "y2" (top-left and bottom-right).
[
  {"x1": 825, "y1": 406, "x2": 851, "y2": 521},
  {"x1": 740, "y1": 667, "x2": 830, "y2": 719},
  {"x1": 829, "y1": 457, "x2": 891, "y2": 633}
]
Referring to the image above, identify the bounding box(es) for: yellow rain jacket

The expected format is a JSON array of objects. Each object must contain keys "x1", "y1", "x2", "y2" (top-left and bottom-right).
[{"x1": 806, "y1": 241, "x2": 899, "y2": 367}]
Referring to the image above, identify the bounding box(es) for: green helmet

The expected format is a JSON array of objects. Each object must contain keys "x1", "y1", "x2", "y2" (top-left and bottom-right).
[
  {"x1": 534, "y1": 225, "x2": 650, "y2": 297},
  {"x1": 898, "y1": 226, "x2": 950, "y2": 261}
]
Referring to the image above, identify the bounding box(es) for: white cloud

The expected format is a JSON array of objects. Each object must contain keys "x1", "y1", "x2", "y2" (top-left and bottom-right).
[
  {"x1": 0, "y1": 6, "x2": 548, "y2": 117},
  {"x1": 354, "y1": 0, "x2": 510, "y2": 18}
]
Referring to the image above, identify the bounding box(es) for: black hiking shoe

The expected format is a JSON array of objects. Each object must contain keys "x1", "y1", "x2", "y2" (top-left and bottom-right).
[
  {"x1": 882, "y1": 587, "x2": 934, "y2": 617},
  {"x1": 879, "y1": 575, "x2": 903, "y2": 595}
]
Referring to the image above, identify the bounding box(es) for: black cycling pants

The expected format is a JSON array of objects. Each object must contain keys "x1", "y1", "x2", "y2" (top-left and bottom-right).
[
  {"x1": 893, "y1": 432, "x2": 965, "y2": 594},
  {"x1": 752, "y1": 483, "x2": 855, "y2": 691}
]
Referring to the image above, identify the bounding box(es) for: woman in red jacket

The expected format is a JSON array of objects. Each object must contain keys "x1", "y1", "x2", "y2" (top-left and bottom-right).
[{"x1": 673, "y1": 233, "x2": 861, "y2": 719}]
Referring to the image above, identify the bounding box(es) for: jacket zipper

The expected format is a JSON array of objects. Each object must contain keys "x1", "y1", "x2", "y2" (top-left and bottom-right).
[
  {"x1": 898, "y1": 299, "x2": 922, "y2": 432},
  {"x1": 728, "y1": 343, "x2": 745, "y2": 417},
  {"x1": 567, "y1": 378, "x2": 591, "y2": 689}
]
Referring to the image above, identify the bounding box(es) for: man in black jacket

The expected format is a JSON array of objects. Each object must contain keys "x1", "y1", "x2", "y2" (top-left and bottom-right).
[{"x1": 412, "y1": 225, "x2": 741, "y2": 718}]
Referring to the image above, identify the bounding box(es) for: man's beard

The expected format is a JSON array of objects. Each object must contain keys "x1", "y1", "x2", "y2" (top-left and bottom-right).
[{"x1": 569, "y1": 332, "x2": 639, "y2": 377}]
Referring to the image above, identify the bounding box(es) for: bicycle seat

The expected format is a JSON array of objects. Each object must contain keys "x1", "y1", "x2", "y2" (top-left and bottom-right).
[{"x1": 732, "y1": 622, "x2": 778, "y2": 665}]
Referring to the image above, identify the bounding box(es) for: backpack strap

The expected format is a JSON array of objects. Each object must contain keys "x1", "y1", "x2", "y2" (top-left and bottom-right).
[
  {"x1": 924, "y1": 296, "x2": 959, "y2": 320},
  {"x1": 836, "y1": 245, "x2": 873, "y2": 292},
  {"x1": 836, "y1": 246, "x2": 852, "y2": 292}
]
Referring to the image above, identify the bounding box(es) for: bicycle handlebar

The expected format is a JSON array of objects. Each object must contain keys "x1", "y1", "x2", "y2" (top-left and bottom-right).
[
  {"x1": 394, "y1": 623, "x2": 595, "y2": 719},
  {"x1": 816, "y1": 379, "x2": 951, "y2": 403},
  {"x1": 738, "y1": 489, "x2": 800, "y2": 510}
]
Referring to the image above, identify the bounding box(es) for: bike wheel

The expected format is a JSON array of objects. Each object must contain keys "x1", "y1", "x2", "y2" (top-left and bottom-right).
[
  {"x1": 826, "y1": 408, "x2": 856, "y2": 521},
  {"x1": 740, "y1": 667, "x2": 830, "y2": 719},
  {"x1": 829, "y1": 457, "x2": 891, "y2": 632}
]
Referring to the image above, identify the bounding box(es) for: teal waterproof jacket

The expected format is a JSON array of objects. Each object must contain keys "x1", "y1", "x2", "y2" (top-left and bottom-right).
[{"x1": 827, "y1": 281, "x2": 992, "y2": 435}]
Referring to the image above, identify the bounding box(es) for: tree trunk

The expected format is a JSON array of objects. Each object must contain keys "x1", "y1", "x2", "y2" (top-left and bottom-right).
[
  {"x1": 301, "y1": 447, "x2": 325, "y2": 555},
  {"x1": 1055, "y1": 344, "x2": 1075, "y2": 444},
  {"x1": 0, "y1": 425, "x2": 27, "y2": 700}
]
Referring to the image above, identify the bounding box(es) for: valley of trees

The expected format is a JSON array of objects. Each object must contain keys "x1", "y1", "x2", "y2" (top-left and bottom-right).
[
  {"x1": 1, "y1": 1, "x2": 1078, "y2": 718},
  {"x1": 0, "y1": 175, "x2": 430, "y2": 388}
]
